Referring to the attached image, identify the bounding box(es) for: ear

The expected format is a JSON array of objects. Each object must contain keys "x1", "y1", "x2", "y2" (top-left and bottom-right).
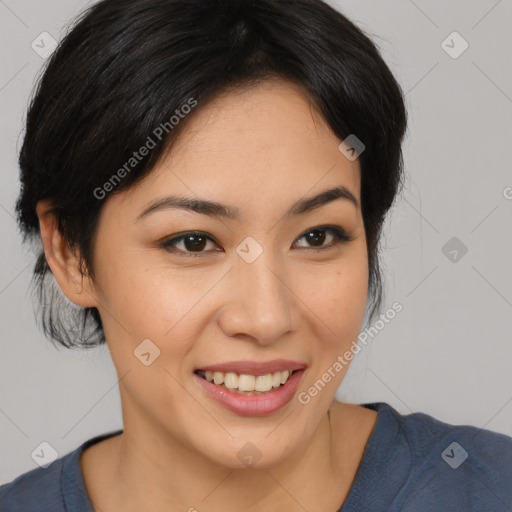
[{"x1": 36, "y1": 199, "x2": 98, "y2": 308}]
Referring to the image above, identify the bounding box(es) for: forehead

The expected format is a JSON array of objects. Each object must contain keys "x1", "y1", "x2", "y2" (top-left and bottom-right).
[
  {"x1": 110, "y1": 79, "x2": 361, "y2": 219},
  {"x1": 172, "y1": 79, "x2": 351, "y2": 165}
]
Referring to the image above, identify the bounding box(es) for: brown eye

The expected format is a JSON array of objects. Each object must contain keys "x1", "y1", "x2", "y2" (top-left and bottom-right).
[
  {"x1": 181, "y1": 234, "x2": 208, "y2": 252},
  {"x1": 303, "y1": 229, "x2": 327, "y2": 247},
  {"x1": 293, "y1": 226, "x2": 352, "y2": 251},
  {"x1": 160, "y1": 225, "x2": 351, "y2": 258},
  {"x1": 161, "y1": 232, "x2": 219, "y2": 257}
]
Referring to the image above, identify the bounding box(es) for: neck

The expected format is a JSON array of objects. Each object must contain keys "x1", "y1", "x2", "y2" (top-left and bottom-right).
[{"x1": 82, "y1": 401, "x2": 368, "y2": 512}]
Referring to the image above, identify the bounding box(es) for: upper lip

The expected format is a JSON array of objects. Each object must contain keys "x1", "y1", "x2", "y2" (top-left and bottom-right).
[{"x1": 195, "y1": 359, "x2": 307, "y2": 376}]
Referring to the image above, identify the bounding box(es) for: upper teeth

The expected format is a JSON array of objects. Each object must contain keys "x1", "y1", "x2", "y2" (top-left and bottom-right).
[{"x1": 203, "y1": 370, "x2": 293, "y2": 392}]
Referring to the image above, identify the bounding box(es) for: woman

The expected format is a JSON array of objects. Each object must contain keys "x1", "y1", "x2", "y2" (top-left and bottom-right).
[{"x1": 1, "y1": 0, "x2": 510, "y2": 511}]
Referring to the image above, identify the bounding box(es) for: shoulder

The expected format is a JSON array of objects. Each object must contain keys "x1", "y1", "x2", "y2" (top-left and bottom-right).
[
  {"x1": 371, "y1": 402, "x2": 512, "y2": 510},
  {"x1": 0, "y1": 453, "x2": 69, "y2": 511},
  {"x1": 0, "y1": 429, "x2": 122, "y2": 512},
  {"x1": 395, "y1": 404, "x2": 512, "y2": 471}
]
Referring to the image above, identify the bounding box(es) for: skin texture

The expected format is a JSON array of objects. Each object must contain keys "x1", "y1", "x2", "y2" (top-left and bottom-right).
[{"x1": 36, "y1": 78, "x2": 378, "y2": 512}]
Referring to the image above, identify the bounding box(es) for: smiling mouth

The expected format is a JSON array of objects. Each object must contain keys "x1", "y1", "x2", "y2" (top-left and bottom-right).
[{"x1": 194, "y1": 369, "x2": 297, "y2": 395}]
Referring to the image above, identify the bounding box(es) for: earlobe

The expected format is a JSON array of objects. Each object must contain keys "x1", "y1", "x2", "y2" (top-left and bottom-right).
[{"x1": 35, "y1": 199, "x2": 98, "y2": 308}]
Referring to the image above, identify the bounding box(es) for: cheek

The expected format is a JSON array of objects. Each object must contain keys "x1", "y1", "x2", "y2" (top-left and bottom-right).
[
  {"x1": 298, "y1": 258, "x2": 368, "y2": 330},
  {"x1": 93, "y1": 244, "x2": 187, "y2": 329},
  {"x1": 93, "y1": 253, "x2": 227, "y2": 375}
]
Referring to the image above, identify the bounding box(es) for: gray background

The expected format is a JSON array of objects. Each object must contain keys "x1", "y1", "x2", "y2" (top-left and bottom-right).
[{"x1": 1, "y1": 0, "x2": 511, "y2": 484}]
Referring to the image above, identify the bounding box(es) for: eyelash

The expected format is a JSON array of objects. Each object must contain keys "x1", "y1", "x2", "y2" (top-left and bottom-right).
[{"x1": 160, "y1": 225, "x2": 352, "y2": 258}]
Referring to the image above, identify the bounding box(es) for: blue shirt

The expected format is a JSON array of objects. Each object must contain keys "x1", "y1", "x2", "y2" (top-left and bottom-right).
[{"x1": 1, "y1": 401, "x2": 511, "y2": 511}]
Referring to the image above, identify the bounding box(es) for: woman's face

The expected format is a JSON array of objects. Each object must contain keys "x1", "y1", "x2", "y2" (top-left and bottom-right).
[{"x1": 86, "y1": 79, "x2": 368, "y2": 468}]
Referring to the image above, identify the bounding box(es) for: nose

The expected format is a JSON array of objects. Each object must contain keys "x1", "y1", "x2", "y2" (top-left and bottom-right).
[{"x1": 216, "y1": 249, "x2": 297, "y2": 345}]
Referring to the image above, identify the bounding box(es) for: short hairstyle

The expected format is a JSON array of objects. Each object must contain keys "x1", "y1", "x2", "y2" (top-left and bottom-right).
[{"x1": 15, "y1": 0, "x2": 408, "y2": 349}]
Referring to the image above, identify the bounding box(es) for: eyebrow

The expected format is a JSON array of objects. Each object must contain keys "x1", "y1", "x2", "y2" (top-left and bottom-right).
[{"x1": 135, "y1": 185, "x2": 358, "y2": 223}]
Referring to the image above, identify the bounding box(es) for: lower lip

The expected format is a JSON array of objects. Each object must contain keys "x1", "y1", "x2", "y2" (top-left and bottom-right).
[{"x1": 193, "y1": 370, "x2": 305, "y2": 417}]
